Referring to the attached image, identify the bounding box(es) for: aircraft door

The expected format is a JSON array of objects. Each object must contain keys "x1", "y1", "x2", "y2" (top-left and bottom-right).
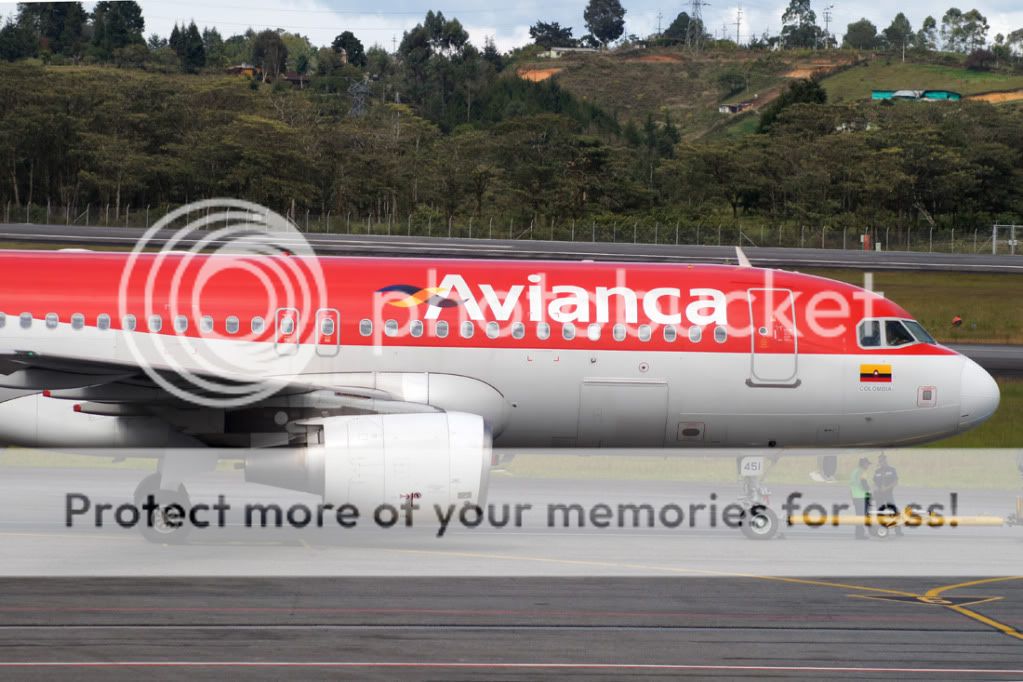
[
  {"x1": 315, "y1": 308, "x2": 340, "y2": 357},
  {"x1": 747, "y1": 288, "x2": 800, "y2": 386},
  {"x1": 274, "y1": 307, "x2": 300, "y2": 356}
]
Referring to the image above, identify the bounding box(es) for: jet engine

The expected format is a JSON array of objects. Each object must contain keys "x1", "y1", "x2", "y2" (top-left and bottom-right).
[{"x1": 245, "y1": 412, "x2": 491, "y2": 510}]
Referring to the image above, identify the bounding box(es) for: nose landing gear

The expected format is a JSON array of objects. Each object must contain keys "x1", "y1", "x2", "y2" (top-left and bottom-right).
[{"x1": 737, "y1": 455, "x2": 781, "y2": 540}]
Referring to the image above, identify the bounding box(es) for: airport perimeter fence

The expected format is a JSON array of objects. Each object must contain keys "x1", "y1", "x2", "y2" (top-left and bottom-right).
[{"x1": 2, "y1": 200, "x2": 1015, "y2": 255}]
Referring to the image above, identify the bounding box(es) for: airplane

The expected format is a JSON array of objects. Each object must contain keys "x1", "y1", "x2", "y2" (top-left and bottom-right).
[{"x1": 0, "y1": 248, "x2": 1000, "y2": 541}]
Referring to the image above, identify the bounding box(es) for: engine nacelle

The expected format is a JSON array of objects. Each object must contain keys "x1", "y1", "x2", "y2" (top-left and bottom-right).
[
  {"x1": 245, "y1": 412, "x2": 491, "y2": 510},
  {"x1": 0, "y1": 393, "x2": 197, "y2": 448}
]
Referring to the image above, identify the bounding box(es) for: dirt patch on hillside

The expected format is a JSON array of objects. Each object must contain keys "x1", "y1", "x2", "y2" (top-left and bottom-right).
[
  {"x1": 626, "y1": 54, "x2": 683, "y2": 64},
  {"x1": 517, "y1": 68, "x2": 563, "y2": 82},
  {"x1": 784, "y1": 58, "x2": 856, "y2": 79},
  {"x1": 967, "y1": 89, "x2": 1023, "y2": 103}
]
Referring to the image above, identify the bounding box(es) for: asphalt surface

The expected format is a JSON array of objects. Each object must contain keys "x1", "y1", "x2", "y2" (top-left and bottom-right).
[
  {"x1": 2, "y1": 222, "x2": 1023, "y2": 272},
  {"x1": 2, "y1": 468, "x2": 1023, "y2": 678}
]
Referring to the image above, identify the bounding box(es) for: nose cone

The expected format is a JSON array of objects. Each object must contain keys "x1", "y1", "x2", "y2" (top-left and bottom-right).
[{"x1": 959, "y1": 358, "x2": 1000, "y2": 431}]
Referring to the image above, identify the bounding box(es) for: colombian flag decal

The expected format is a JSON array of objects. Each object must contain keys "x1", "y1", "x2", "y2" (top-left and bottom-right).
[{"x1": 860, "y1": 364, "x2": 893, "y2": 383}]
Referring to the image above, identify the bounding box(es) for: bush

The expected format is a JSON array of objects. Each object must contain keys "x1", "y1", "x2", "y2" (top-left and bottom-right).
[{"x1": 965, "y1": 48, "x2": 995, "y2": 71}]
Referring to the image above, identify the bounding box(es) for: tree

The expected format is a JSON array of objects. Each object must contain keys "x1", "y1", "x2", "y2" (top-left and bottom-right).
[
  {"x1": 941, "y1": 8, "x2": 965, "y2": 52},
  {"x1": 583, "y1": 0, "x2": 626, "y2": 48},
  {"x1": 181, "y1": 22, "x2": 205, "y2": 73},
  {"x1": 529, "y1": 21, "x2": 574, "y2": 49},
  {"x1": 90, "y1": 1, "x2": 144, "y2": 61},
  {"x1": 202, "y1": 27, "x2": 225, "y2": 68},
  {"x1": 0, "y1": 18, "x2": 36, "y2": 61},
  {"x1": 251, "y1": 29, "x2": 288, "y2": 81},
  {"x1": 482, "y1": 37, "x2": 504, "y2": 72},
  {"x1": 663, "y1": 11, "x2": 707, "y2": 45},
  {"x1": 16, "y1": 2, "x2": 87, "y2": 58},
  {"x1": 781, "y1": 0, "x2": 821, "y2": 48},
  {"x1": 843, "y1": 18, "x2": 879, "y2": 50},
  {"x1": 757, "y1": 79, "x2": 826, "y2": 132},
  {"x1": 883, "y1": 13, "x2": 913, "y2": 57},
  {"x1": 331, "y1": 30, "x2": 366, "y2": 67},
  {"x1": 961, "y1": 9, "x2": 988, "y2": 52},
  {"x1": 915, "y1": 15, "x2": 938, "y2": 50}
]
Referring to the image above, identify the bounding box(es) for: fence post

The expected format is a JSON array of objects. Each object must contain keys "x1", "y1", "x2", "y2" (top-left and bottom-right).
[
  {"x1": 592, "y1": 221, "x2": 595, "y2": 242},
  {"x1": 800, "y1": 225, "x2": 805, "y2": 248},
  {"x1": 65, "y1": 203, "x2": 70, "y2": 225},
  {"x1": 489, "y1": 217, "x2": 493, "y2": 239},
  {"x1": 633, "y1": 221, "x2": 637, "y2": 244},
  {"x1": 4, "y1": 201, "x2": 8, "y2": 223},
  {"x1": 326, "y1": 210, "x2": 331, "y2": 233},
  {"x1": 654, "y1": 223, "x2": 658, "y2": 244},
  {"x1": 26, "y1": 202, "x2": 30, "y2": 223},
  {"x1": 448, "y1": 216, "x2": 452, "y2": 238},
  {"x1": 675, "y1": 221, "x2": 679, "y2": 245},
  {"x1": 408, "y1": 213, "x2": 412, "y2": 236},
  {"x1": 718, "y1": 224, "x2": 722, "y2": 246},
  {"x1": 974, "y1": 229, "x2": 978, "y2": 253},
  {"x1": 468, "y1": 216, "x2": 473, "y2": 239},
  {"x1": 951, "y1": 228, "x2": 955, "y2": 254},
  {"x1": 842, "y1": 227, "x2": 846, "y2": 250},
  {"x1": 46, "y1": 199, "x2": 50, "y2": 223},
  {"x1": 571, "y1": 219, "x2": 575, "y2": 242},
  {"x1": 126, "y1": 205, "x2": 130, "y2": 227},
  {"x1": 305, "y1": 209, "x2": 310, "y2": 232},
  {"x1": 929, "y1": 227, "x2": 933, "y2": 253}
]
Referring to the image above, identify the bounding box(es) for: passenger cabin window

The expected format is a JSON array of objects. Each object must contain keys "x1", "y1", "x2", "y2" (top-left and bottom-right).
[
  {"x1": 385, "y1": 320, "x2": 399, "y2": 337},
  {"x1": 148, "y1": 315, "x2": 162, "y2": 333},
  {"x1": 858, "y1": 320, "x2": 882, "y2": 348},
  {"x1": 410, "y1": 320, "x2": 424, "y2": 338},
  {"x1": 225, "y1": 316, "x2": 239, "y2": 335},
  {"x1": 251, "y1": 317, "x2": 264, "y2": 334},
  {"x1": 19, "y1": 313, "x2": 31, "y2": 329},
  {"x1": 174, "y1": 315, "x2": 188, "y2": 333},
  {"x1": 45, "y1": 313, "x2": 58, "y2": 329},
  {"x1": 460, "y1": 321, "x2": 474, "y2": 339},
  {"x1": 688, "y1": 326, "x2": 702, "y2": 343},
  {"x1": 885, "y1": 320, "x2": 915, "y2": 347},
  {"x1": 714, "y1": 326, "x2": 728, "y2": 344},
  {"x1": 201, "y1": 316, "x2": 214, "y2": 334},
  {"x1": 537, "y1": 322, "x2": 550, "y2": 340},
  {"x1": 321, "y1": 318, "x2": 336, "y2": 336},
  {"x1": 359, "y1": 319, "x2": 372, "y2": 336},
  {"x1": 280, "y1": 316, "x2": 295, "y2": 335},
  {"x1": 562, "y1": 323, "x2": 576, "y2": 341},
  {"x1": 435, "y1": 321, "x2": 449, "y2": 339},
  {"x1": 613, "y1": 324, "x2": 627, "y2": 342},
  {"x1": 0, "y1": 312, "x2": 6, "y2": 329},
  {"x1": 587, "y1": 324, "x2": 601, "y2": 341},
  {"x1": 122, "y1": 314, "x2": 136, "y2": 331},
  {"x1": 486, "y1": 321, "x2": 500, "y2": 339},
  {"x1": 511, "y1": 322, "x2": 525, "y2": 340},
  {"x1": 663, "y1": 326, "x2": 677, "y2": 343},
  {"x1": 71, "y1": 313, "x2": 85, "y2": 330},
  {"x1": 97, "y1": 314, "x2": 111, "y2": 331},
  {"x1": 638, "y1": 325, "x2": 651, "y2": 342}
]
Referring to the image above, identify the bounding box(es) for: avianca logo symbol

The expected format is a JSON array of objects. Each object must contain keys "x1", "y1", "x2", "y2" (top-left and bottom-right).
[
  {"x1": 385, "y1": 274, "x2": 729, "y2": 326},
  {"x1": 377, "y1": 284, "x2": 461, "y2": 309}
]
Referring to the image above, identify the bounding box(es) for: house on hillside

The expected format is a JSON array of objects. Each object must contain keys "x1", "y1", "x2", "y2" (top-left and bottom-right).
[
  {"x1": 226, "y1": 63, "x2": 261, "y2": 78},
  {"x1": 871, "y1": 89, "x2": 962, "y2": 102},
  {"x1": 718, "y1": 101, "x2": 754, "y2": 114},
  {"x1": 538, "y1": 46, "x2": 599, "y2": 59},
  {"x1": 282, "y1": 71, "x2": 310, "y2": 88}
]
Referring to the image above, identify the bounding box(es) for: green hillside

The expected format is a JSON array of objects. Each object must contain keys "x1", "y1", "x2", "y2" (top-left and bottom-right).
[{"x1": 822, "y1": 59, "x2": 1023, "y2": 102}]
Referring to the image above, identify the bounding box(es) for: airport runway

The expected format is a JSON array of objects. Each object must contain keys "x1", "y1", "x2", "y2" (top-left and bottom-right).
[
  {"x1": 2, "y1": 222, "x2": 1023, "y2": 273},
  {"x1": 2, "y1": 468, "x2": 1023, "y2": 678}
]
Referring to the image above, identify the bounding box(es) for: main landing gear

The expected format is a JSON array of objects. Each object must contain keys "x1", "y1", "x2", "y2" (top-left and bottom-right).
[
  {"x1": 133, "y1": 450, "x2": 217, "y2": 544},
  {"x1": 134, "y1": 473, "x2": 193, "y2": 545}
]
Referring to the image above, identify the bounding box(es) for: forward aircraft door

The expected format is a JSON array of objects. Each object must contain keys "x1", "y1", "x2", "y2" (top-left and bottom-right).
[{"x1": 747, "y1": 288, "x2": 800, "y2": 386}]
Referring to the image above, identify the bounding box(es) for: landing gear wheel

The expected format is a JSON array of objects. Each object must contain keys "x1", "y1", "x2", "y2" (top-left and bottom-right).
[
  {"x1": 741, "y1": 505, "x2": 779, "y2": 540},
  {"x1": 136, "y1": 478, "x2": 192, "y2": 545}
]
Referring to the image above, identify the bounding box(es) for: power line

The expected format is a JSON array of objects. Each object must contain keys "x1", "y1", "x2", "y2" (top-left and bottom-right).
[
  {"x1": 822, "y1": 4, "x2": 835, "y2": 48},
  {"x1": 686, "y1": 0, "x2": 710, "y2": 51}
]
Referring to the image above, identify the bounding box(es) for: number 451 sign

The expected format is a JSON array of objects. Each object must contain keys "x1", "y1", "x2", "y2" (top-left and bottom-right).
[{"x1": 740, "y1": 456, "x2": 765, "y2": 477}]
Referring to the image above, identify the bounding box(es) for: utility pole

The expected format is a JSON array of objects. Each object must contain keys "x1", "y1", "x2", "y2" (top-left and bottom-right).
[
  {"x1": 391, "y1": 35, "x2": 397, "y2": 53},
  {"x1": 734, "y1": 4, "x2": 743, "y2": 45},
  {"x1": 686, "y1": 0, "x2": 710, "y2": 50},
  {"x1": 822, "y1": 5, "x2": 834, "y2": 49},
  {"x1": 657, "y1": 9, "x2": 663, "y2": 36}
]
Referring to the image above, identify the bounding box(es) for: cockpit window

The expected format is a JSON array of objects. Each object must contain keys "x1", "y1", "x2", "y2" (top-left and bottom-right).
[
  {"x1": 885, "y1": 320, "x2": 915, "y2": 347},
  {"x1": 858, "y1": 320, "x2": 882, "y2": 348},
  {"x1": 904, "y1": 320, "x2": 936, "y2": 345}
]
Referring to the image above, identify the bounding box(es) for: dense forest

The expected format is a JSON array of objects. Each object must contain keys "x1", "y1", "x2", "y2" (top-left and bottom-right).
[{"x1": 1, "y1": 1, "x2": 1022, "y2": 245}]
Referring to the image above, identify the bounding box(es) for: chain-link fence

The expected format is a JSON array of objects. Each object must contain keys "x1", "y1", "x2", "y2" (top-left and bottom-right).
[{"x1": 0, "y1": 200, "x2": 1012, "y2": 255}]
